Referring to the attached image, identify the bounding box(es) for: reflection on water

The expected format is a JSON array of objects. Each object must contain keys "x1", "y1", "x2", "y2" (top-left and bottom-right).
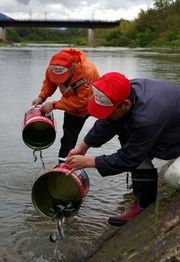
[{"x1": 0, "y1": 46, "x2": 179, "y2": 261}]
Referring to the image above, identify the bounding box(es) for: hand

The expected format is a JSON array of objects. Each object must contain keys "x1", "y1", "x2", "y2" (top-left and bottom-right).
[
  {"x1": 65, "y1": 155, "x2": 95, "y2": 175},
  {"x1": 32, "y1": 96, "x2": 44, "y2": 106},
  {"x1": 67, "y1": 142, "x2": 90, "y2": 157},
  {"x1": 40, "y1": 102, "x2": 54, "y2": 113}
]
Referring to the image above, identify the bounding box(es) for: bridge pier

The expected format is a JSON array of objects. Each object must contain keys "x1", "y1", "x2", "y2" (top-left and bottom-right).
[
  {"x1": 0, "y1": 27, "x2": 6, "y2": 42},
  {"x1": 88, "y1": 28, "x2": 94, "y2": 46}
]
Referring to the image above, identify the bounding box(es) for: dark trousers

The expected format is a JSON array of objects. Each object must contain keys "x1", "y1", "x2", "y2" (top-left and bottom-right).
[
  {"x1": 118, "y1": 133, "x2": 158, "y2": 208},
  {"x1": 58, "y1": 112, "x2": 89, "y2": 159},
  {"x1": 132, "y1": 169, "x2": 158, "y2": 208}
]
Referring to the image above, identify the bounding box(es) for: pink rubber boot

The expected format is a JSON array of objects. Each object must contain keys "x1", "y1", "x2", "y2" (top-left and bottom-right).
[{"x1": 108, "y1": 199, "x2": 143, "y2": 226}]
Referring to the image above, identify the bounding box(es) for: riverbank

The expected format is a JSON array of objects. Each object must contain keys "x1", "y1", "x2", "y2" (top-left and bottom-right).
[
  {"x1": 76, "y1": 163, "x2": 180, "y2": 262},
  {"x1": 1, "y1": 42, "x2": 180, "y2": 54}
]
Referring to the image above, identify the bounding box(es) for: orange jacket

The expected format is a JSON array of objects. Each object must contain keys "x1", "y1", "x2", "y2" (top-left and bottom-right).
[{"x1": 39, "y1": 49, "x2": 100, "y2": 117}]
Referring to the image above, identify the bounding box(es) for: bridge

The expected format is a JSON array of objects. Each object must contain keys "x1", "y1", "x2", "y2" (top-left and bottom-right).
[{"x1": 0, "y1": 19, "x2": 119, "y2": 45}]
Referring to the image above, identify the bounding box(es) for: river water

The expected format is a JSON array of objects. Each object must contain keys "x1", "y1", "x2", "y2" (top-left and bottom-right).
[{"x1": 0, "y1": 46, "x2": 180, "y2": 261}]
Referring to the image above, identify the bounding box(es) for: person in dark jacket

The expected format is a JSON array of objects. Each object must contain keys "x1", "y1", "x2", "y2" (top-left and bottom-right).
[{"x1": 65, "y1": 72, "x2": 180, "y2": 226}]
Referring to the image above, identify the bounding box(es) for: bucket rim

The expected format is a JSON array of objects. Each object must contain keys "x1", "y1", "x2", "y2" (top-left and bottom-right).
[
  {"x1": 31, "y1": 166, "x2": 88, "y2": 219},
  {"x1": 23, "y1": 116, "x2": 56, "y2": 129},
  {"x1": 34, "y1": 166, "x2": 86, "y2": 200}
]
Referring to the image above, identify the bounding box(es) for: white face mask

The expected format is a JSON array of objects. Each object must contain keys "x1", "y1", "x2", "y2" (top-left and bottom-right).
[{"x1": 50, "y1": 65, "x2": 68, "y2": 75}]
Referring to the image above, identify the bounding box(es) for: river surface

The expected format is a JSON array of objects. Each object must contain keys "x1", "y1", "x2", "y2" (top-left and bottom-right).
[{"x1": 0, "y1": 46, "x2": 180, "y2": 261}]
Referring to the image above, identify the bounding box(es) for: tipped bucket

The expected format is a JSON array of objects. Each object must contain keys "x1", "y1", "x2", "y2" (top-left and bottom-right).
[
  {"x1": 32, "y1": 164, "x2": 90, "y2": 219},
  {"x1": 22, "y1": 106, "x2": 56, "y2": 150}
]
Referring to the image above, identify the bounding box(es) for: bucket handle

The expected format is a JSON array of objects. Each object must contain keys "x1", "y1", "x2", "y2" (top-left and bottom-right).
[
  {"x1": 27, "y1": 105, "x2": 55, "y2": 120},
  {"x1": 58, "y1": 157, "x2": 66, "y2": 162}
]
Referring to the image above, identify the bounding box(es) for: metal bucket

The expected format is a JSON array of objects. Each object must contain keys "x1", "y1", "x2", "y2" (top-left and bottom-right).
[
  {"x1": 32, "y1": 163, "x2": 90, "y2": 219},
  {"x1": 22, "y1": 106, "x2": 56, "y2": 150}
]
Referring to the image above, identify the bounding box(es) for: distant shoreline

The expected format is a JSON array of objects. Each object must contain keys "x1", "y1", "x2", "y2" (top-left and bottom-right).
[{"x1": 1, "y1": 42, "x2": 180, "y2": 53}]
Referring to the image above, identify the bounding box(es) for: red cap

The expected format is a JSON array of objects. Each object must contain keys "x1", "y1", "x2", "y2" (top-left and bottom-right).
[
  {"x1": 46, "y1": 51, "x2": 75, "y2": 83},
  {"x1": 88, "y1": 72, "x2": 131, "y2": 119}
]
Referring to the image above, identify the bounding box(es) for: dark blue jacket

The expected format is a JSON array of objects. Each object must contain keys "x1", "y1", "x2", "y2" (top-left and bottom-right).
[{"x1": 84, "y1": 79, "x2": 180, "y2": 177}]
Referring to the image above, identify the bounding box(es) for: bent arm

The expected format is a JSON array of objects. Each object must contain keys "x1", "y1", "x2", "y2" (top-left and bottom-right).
[
  {"x1": 39, "y1": 77, "x2": 57, "y2": 100},
  {"x1": 84, "y1": 118, "x2": 123, "y2": 148},
  {"x1": 52, "y1": 85, "x2": 91, "y2": 116},
  {"x1": 95, "y1": 123, "x2": 163, "y2": 177}
]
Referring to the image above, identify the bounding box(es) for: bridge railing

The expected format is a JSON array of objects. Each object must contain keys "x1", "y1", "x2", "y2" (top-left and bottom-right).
[{"x1": 0, "y1": 19, "x2": 119, "y2": 28}]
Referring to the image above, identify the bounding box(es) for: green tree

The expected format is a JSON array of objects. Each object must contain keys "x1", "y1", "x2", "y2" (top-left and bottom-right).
[
  {"x1": 153, "y1": 0, "x2": 175, "y2": 9},
  {"x1": 135, "y1": 29, "x2": 156, "y2": 47}
]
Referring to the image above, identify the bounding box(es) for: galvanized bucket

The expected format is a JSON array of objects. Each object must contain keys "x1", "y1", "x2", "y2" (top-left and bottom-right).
[
  {"x1": 32, "y1": 163, "x2": 90, "y2": 219},
  {"x1": 22, "y1": 106, "x2": 56, "y2": 150}
]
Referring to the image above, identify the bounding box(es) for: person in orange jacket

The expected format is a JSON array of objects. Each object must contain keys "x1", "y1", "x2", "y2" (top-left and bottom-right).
[{"x1": 32, "y1": 48, "x2": 100, "y2": 161}]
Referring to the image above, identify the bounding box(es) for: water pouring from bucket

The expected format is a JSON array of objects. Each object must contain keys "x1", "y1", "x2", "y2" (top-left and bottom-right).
[{"x1": 32, "y1": 163, "x2": 90, "y2": 241}]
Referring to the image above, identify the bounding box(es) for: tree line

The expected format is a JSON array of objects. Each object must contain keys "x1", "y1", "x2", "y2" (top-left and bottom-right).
[{"x1": 6, "y1": 0, "x2": 180, "y2": 48}]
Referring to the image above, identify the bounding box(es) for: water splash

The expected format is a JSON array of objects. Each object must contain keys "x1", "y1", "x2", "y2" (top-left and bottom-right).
[{"x1": 49, "y1": 202, "x2": 76, "y2": 243}]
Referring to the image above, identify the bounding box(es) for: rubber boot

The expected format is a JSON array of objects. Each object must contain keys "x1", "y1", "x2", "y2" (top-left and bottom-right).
[
  {"x1": 108, "y1": 198, "x2": 143, "y2": 226},
  {"x1": 108, "y1": 169, "x2": 158, "y2": 226}
]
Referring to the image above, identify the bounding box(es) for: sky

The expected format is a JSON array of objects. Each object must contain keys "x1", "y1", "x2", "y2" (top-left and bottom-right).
[{"x1": 0, "y1": 0, "x2": 154, "y2": 21}]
